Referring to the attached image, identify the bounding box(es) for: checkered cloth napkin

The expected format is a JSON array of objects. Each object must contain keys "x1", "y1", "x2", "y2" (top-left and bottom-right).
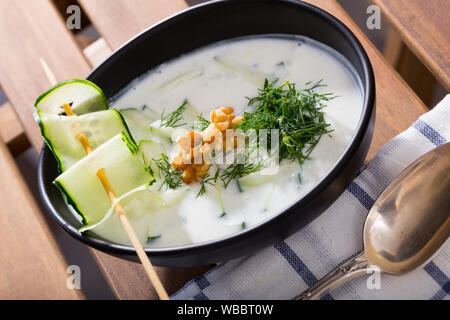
[{"x1": 172, "y1": 95, "x2": 450, "y2": 300}]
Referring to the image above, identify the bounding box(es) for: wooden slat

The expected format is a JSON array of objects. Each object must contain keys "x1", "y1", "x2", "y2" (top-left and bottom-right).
[
  {"x1": 0, "y1": 0, "x2": 91, "y2": 151},
  {"x1": 78, "y1": 0, "x2": 188, "y2": 49},
  {"x1": 372, "y1": 0, "x2": 450, "y2": 91},
  {"x1": 304, "y1": 0, "x2": 428, "y2": 159},
  {"x1": 90, "y1": 252, "x2": 211, "y2": 300},
  {"x1": 383, "y1": 29, "x2": 404, "y2": 65},
  {"x1": 0, "y1": 137, "x2": 83, "y2": 299},
  {"x1": 0, "y1": 103, "x2": 30, "y2": 155}
]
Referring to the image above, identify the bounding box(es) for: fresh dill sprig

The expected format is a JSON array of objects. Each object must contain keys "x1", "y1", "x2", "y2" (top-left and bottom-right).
[
  {"x1": 192, "y1": 113, "x2": 210, "y2": 131},
  {"x1": 152, "y1": 153, "x2": 183, "y2": 190},
  {"x1": 160, "y1": 100, "x2": 188, "y2": 127},
  {"x1": 213, "y1": 167, "x2": 220, "y2": 182},
  {"x1": 236, "y1": 78, "x2": 334, "y2": 166},
  {"x1": 220, "y1": 158, "x2": 262, "y2": 188},
  {"x1": 196, "y1": 168, "x2": 220, "y2": 198},
  {"x1": 196, "y1": 172, "x2": 214, "y2": 198}
]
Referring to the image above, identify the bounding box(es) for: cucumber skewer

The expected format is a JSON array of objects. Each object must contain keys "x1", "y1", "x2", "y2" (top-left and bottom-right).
[
  {"x1": 39, "y1": 59, "x2": 169, "y2": 300},
  {"x1": 62, "y1": 103, "x2": 168, "y2": 300}
]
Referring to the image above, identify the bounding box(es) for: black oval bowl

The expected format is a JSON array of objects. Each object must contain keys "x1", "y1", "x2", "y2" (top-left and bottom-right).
[{"x1": 38, "y1": 0, "x2": 375, "y2": 267}]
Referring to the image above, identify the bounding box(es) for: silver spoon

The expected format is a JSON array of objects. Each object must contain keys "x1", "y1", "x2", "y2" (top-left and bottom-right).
[{"x1": 296, "y1": 142, "x2": 450, "y2": 300}]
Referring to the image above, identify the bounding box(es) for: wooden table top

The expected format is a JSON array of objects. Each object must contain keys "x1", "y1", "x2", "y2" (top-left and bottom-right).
[
  {"x1": 0, "y1": 0, "x2": 432, "y2": 299},
  {"x1": 373, "y1": 0, "x2": 450, "y2": 91}
]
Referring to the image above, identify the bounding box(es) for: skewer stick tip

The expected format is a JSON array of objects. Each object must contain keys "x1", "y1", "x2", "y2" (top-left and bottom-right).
[{"x1": 40, "y1": 57, "x2": 58, "y2": 86}]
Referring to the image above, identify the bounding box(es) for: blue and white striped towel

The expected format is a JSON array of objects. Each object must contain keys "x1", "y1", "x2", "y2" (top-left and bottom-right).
[{"x1": 172, "y1": 95, "x2": 450, "y2": 300}]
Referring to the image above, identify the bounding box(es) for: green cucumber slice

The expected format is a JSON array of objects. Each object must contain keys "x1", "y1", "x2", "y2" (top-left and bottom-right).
[
  {"x1": 214, "y1": 57, "x2": 267, "y2": 87},
  {"x1": 181, "y1": 101, "x2": 201, "y2": 127},
  {"x1": 54, "y1": 132, "x2": 154, "y2": 224},
  {"x1": 137, "y1": 140, "x2": 166, "y2": 175},
  {"x1": 120, "y1": 108, "x2": 158, "y2": 143},
  {"x1": 35, "y1": 79, "x2": 108, "y2": 115},
  {"x1": 160, "y1": 68, "x2": 204, "y2": 90},
  {"x1": 141, "y1": 105, "x2": 160, "y2": 119},
  {"x1": 215, "y1": 183, "x2": 226, "y2": 217},
  {"x1": 125, "y1": 187, "x2": 187, "y2": 218},
  {"x1": 237, "y1": 167, "x2": 278, "y2": 192},
  {"x1": 149, "y1": 120, "x2": 175, "y2": 139},
  {"x1": 237, "y1": 162, "x2": 301, "y2": 192},
  {"x1": 149, "y1": 100, "x2": 201, "y2": 137},
  {"x1": 36, "y1": 109, "x2": 133, "y2": 171}
]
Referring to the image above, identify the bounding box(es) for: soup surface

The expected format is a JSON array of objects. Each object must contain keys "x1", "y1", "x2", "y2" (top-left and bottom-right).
[{"x1": 89, "y1": 35, "x2": 363, "y2": 247}]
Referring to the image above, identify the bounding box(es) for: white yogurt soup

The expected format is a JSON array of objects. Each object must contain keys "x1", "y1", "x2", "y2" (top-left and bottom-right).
[{"x1": 87, "y1": 35, "x2": 363, "y2": 247}]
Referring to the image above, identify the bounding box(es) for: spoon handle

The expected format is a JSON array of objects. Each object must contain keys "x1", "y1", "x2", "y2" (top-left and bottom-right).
[{"x1": 295, "y1": 252, "x2": 376, "y2": 300}]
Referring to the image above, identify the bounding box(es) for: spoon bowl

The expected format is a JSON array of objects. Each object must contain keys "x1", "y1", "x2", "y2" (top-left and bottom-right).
[
  {"x1": 298, "y1": 142, "x2": 450, "y2": 299},
  {"x1": 364, "y1": 142, "x2": 450, "y2": 274}
]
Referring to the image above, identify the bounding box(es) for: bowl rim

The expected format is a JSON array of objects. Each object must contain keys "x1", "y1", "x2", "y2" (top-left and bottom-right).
[{"x1": 38, "y1": 0, "x2": 375, "y2": 260}]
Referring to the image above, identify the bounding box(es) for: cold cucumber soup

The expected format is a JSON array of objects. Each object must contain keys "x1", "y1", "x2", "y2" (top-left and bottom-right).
[{"x1": 91, "y1": 35, "x2": 363, "y2": 247}]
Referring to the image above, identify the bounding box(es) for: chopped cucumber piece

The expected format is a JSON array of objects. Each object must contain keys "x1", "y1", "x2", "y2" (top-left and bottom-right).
[
  {"x1": 34, "y1": 79, "x2": 108, "y2": 115},
  {"x1": 150, "y1": 100, "x2": 200, "y2": 137},
  {"x1": 121, "y1": 108, "x2": 158, "y2": 125},
  {"x1": 237, "y1": 167, "x2": 277, "y2": 192},
  {"x1": 296, "y1": 173, "x2": 302, "y2": 185},
  {"x1": 215, "y1": 184, "x2": 226, "y2": 217},
  {"x1": 36, "y1": 109, "x2": 133, "y2": 171},
  {"x1": 54, "y1": 132, "x2": 154, "y2": 224},
  {"x1": 214, "y1": 57, "x2": 267, "y2": 87},
  {"x1": 149, "y1": 119, "x2": 175, "y2": 139},
  {"x1": 137, "y1": 140, "x2": 166, "y2": 175},
  {"x1": 171, "y1": 128, "x2": 189, "y2": 143},
  {"x1": 153, "y1": 188, "x2": 187, "y2": 208},
  {"x1": 141, "y1": 105, "x2": 160, "y2": 119},
  {"x1": 120, "y1": 108, "x2": 158, "y2": 143},
  {"x1": 236, "y1": 179, "x2": 244, "y2": 193},
  {"x1": 182, "y1": 101, "x2": 201, "y2": 126},
  {"x1": 263, "y1": 183, "x2": 276, "y2": 212},
  {"x1": 124, "y1": 187, "x2": 187, "y2": 218},
  {"x1": 237, "y1": 162, "x2": 300, "y2": 192},
  {"x1": 160, "y1": 68, "x2": 204, "y2": 90}
]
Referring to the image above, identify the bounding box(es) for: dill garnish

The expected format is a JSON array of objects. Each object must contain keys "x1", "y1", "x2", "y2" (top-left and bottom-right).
[
  {"x1": 221, "y1": 158, "x2": 262, "y2": 188},
  {"x1": 152, "y1": 153, "x2": 183, "y2": 190},
  {"x1": 196, "y1": 168, "x2": 220, "y2": 198},
  {"x1": 192, "y1": 113, "x2": 210, "y2": 131},
  {"x1": 196, "y1": 173, "x2": 214, "y2": 198},
  {"x1": 160, "y1": 100, "x2": 188, "y2": 127},
  {"x1": 152, "y1": 78, "x2": 332, "y2": 196},
  {"x1": 236, "y1": 78, "x2": 333, "y2": 166}
]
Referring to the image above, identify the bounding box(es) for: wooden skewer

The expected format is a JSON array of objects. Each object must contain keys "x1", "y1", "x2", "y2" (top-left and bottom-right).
[
  {"x1": 40, "y1": 58, "x2": 57, "y2": 87},
  {"x1": 42, "y1": 59, "x2": 169, "y2": 300}
]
